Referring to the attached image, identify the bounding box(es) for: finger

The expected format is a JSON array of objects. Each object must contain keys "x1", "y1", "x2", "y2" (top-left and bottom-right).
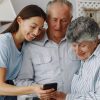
[
  {"x1": 39, "y1": 95, "x2": 52, "y2": 99},
  {"x1": 39, "y1": 96, "x2": 49, "y2": 100},
  {"x1": 45, "y1": 88, "x2": 55, "y2": 93}
]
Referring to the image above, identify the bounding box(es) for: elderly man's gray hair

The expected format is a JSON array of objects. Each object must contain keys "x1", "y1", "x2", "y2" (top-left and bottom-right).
[
  {"x1": 46, "y1": 0, "x2": 73, "y2": 16},
  {"x1": 67, "y1": 16, "x2": 100, "y2": 43}
]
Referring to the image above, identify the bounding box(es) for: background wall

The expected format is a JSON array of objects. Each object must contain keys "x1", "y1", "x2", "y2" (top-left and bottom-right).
[
  {"x1": 11, "y1": 0, "x2": 75, "y2": 14},
  {"x1": 0, "y1": 0, "x2": 73, "y2": 32},
  {"x1": 11, "y1": 0, "x2": 51, "y2": 14},
  {"x1": 0, "y1": 0, "x2": 99, "y2": 33}
]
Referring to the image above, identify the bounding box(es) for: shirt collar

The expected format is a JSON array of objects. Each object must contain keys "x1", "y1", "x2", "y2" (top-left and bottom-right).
[
  {"x1": 30, "y1": 33, "x2": 48, "y2": 46},
  {"x1": 93, "y1": 44, "x2": 100, "y2": 56},
  {"x1": 31, "y1": 32, "x2": 67, "y2": 46},
  {"x1": 61, "y1": 35, "x2": 67, "y2": 42},
  {"x1": 82, "y1": 44, "x2": 100, "y2": 62}
]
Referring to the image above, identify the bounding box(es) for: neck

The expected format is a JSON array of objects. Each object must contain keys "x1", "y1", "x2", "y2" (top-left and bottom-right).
[
  {"x1": 47, "y1": 30, "x2": 64, "y2": 44},
  {"x1": 48, "y1": 35, "x2": 62, "y2": 44},
  {"x1": 12, "y1": 32, "x2": 24, "y2": 49}
]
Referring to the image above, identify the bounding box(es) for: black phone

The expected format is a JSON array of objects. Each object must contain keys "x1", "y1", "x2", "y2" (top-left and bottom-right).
[{"x1": 43, "y1": 83, "x2": 57, "y2": 91}]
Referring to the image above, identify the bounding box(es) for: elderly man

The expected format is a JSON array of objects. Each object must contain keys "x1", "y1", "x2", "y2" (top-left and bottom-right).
[
  {"x1": 55, "y1": 16, "x2": 100, "y2": 100},
  {"x1": 15, "y1": 0, "x2": 80, "y2": 100}
]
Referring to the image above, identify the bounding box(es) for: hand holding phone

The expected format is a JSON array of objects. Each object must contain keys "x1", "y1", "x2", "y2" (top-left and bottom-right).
[{"x1": 43, "y1": 83, "x2": 57, "y2": 91}]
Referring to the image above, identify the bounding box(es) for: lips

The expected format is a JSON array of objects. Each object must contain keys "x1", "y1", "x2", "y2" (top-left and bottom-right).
[
  {"x1": 27, "y1": 33, "x2": 36, "y2": 40},
  {"x1": 29, "y1": 33, "x2": 36, "y2": 39},
  {"x1": 78, "y1": 53, "x2": 85, "y2": 57}
]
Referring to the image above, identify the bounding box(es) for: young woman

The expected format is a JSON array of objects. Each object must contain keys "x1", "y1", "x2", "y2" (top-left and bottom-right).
[{"x1": 0, "y1": 4, "x2": 54, "y2": 100}]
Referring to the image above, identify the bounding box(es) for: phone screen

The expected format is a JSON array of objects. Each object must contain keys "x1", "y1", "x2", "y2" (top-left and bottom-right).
[{"x1": 43, "y1": 83, "x2": 57, "y2": 91}]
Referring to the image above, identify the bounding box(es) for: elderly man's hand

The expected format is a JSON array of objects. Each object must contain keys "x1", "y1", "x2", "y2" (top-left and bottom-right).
[{"x1": 51, "y1": 91, "x2": 66, "y2": 100}]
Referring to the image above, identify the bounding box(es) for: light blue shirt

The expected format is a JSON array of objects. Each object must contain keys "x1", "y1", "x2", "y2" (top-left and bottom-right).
[
  {"x1": 0, "y1": 33, "x2": 23, "y2": 80},
  {"x1": 67, "y1": 44, "x2": 100, "y2": 100},
  {"x1": 16, "y1": 33, "x2": 80, "y2": 95}
]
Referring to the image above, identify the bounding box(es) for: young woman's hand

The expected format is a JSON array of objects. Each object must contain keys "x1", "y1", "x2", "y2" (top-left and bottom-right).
[{"x1": 32, "y1": 84, "x2": 55, "y2": 99}]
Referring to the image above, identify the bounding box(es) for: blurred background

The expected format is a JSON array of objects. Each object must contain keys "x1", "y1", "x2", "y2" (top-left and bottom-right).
[{"x1": 0, "y1": 0, "x2": 100, "y2": 33}]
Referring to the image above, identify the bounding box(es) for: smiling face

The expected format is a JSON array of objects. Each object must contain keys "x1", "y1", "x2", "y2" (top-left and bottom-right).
[
  {"x1": 47, "y1": 2, "x2": 72, "y2": 40},
  {"x1": 72, "y1": 40, "x2": 98, "y2": 61},
  {"x1": 18, "y1": 16, "x2": 45, "y2": 41}
]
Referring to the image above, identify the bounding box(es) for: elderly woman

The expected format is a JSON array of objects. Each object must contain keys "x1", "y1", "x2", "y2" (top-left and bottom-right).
[{"x1": 54, "y1": 16, "x2": 100, "y2": 100}]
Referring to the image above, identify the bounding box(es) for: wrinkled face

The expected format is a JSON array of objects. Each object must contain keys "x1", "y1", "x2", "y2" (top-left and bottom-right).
[
  {"x1": 18, "y1": 16, "x2": 45, "y2": 41},
  {"x1": 72, "y1": 40, "x2": 98, "y2": 61},
  {"x1": 47, "y1": 3, "x2": 72, "y2": 38}
]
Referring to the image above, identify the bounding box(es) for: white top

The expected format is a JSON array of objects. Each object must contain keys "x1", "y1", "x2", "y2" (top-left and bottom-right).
[{"x1": 67, "y1": 44, "x2": 100, "y2": 100}]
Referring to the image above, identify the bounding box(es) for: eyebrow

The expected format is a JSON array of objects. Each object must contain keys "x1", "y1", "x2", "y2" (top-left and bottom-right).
[{"x1": 31, "y1": 23, "x2": 43, "y2": 28}]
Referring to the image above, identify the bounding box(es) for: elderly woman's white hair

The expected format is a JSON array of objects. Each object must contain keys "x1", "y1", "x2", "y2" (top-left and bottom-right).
[{"x1": 67, "y1": 16, "x2": 100, "y2": 43}]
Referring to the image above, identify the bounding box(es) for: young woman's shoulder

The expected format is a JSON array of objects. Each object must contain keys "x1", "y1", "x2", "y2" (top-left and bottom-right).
[{"x1": 0, "y1": 32, "x2": 12, "y2": 43}]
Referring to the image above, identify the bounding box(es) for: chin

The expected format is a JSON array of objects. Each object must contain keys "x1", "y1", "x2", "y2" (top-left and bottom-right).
[
  {"x1": 79, "y1": 57, "x2": 87, "y2": 61},
  {"x1": 26, "y1": 38, "x2": 33, "y2": 42},
  {"x1": 77, "y1": 56, "x2": 85, "y2": 60}
]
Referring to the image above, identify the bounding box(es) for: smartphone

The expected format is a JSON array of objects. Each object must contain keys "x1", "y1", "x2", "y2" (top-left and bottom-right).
[{"x1": 43, "y1": 83, "x2": 57, "y2": 91}]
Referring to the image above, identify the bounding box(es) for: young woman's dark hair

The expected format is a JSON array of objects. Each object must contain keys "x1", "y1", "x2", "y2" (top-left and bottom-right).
[{"x1": 3, "y1": 4, "x2": 46, "y2": 34}]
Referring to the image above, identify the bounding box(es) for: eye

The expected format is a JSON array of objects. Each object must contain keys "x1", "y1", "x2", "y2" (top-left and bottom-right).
[
  {"x1": 62, "y1": 19, "x2": 67, "y2": 22},
  {"x1": 61, "y1": 19, "x2": 69, "y2": 24},
  {"x1": 72, "y1": 43, "x2": 76, "y2": 47},
  {"x1": 38, "y1": 27, "x2": 44, "y2": 32},
  {"x1": 52, "y1": 18, "x2": 57, "y2": 22},
  {"x1": 30, "y1": 26, "x2": 36, "y2": 29},
  {"x1": 80, "y1": 44, "x2": 86, "y2": 47}
]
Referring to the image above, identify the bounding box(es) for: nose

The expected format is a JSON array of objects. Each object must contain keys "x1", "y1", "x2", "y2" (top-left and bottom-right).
[
  {"x1": 73, "y1": 45, "x2": 79, "y2": 55},
  {"x1": 55, "y1": 21, "x2": 61, "y2": 30},
  {"x1": 33, "y1": 28, "x2": 40, "y2": 36}
]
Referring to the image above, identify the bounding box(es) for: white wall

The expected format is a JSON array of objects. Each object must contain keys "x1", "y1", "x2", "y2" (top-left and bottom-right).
[
  {"x1": 10, "y1": 0, "x2": 76, "y2": 20},
  {"x1": 0, "y1": 0, "x2": 50, "y2": 31},
  {"x1": 11, "y1": 0, "x2": 51, "y2": 14}
]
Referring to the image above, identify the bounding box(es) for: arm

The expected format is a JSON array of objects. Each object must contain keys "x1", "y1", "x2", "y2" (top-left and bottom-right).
[
  {"x1": 0, "y1": 68, "x2": 46, "y2": 96},
  {"x1": 54, "y1": 71, "x2": 100, "y2": 100},
  {"x1": 0, "y1": 43, "x2": 54, "y2": 97},
  {"x1": 15, "y1": 44, "x2": 37, "y2": 98},
  {"x1": 15, "y1": 44, "x2": 35, "y2": 87},
  {"x1": 66, "y1": 70, "x2": 100, "y2": 100},
  {"x1": 66, "y1": 91, "x2": 100, "y2": 100},
  {"x1": 53, "y1": 88, "x2": 100, "y2": 100},
  {"x1": 0, "y1": 67, "x2": 54, "y2": 98},
  {"x1": 15, "y1": 44, "x2": 56, "y2": 99}
]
